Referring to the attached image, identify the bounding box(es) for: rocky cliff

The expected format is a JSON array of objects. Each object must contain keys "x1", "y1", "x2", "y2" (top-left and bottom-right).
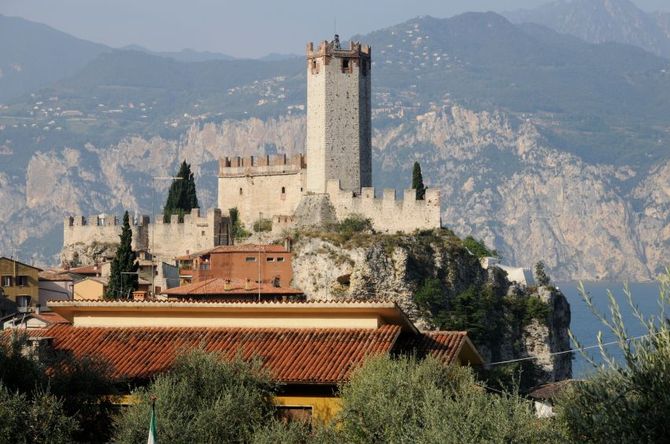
[
  {"x1": 291, "y1": 228, "x2": 572, "y2": 383},
  {"x1": 3, "y1": 102, "x2": 669, "y2": 280}
]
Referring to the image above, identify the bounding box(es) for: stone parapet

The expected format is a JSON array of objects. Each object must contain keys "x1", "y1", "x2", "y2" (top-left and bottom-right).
[
  {"x1": 326, "y1": 180, "x2": 441, "y2": 233},
  {"x1": 219, "y1": 154, "x2": 306, "y2": 178},
  {"x1": 306, "y1": 40, "x2": 371, "y2": 60}
]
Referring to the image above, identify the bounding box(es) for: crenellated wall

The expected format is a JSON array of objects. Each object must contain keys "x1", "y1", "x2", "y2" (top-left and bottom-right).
[
  {"x1": 325, "y1": 180, "x2": 441, "y2": 233},
  {"x1": 218, "y1": 155, "x2": 306, "y2": 227},
  {"x1": 63, "y1": 209, "x2": 231, "y2": 261}
]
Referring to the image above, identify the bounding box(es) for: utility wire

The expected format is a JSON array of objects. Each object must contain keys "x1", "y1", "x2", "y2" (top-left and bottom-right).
[{"x1": 485, "y1": 331, "x2": 661, "y2": 367}]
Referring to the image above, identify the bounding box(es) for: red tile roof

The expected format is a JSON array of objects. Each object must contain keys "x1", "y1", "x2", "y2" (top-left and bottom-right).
[
  {"x1": 162, "y1": 278, "x2": 303, "y2": 297},
  {"x1": 24, "y1": 324, "x2": 401, "y2": 384},
  {"x1": 394, "y1": 331, "x2": 483, "y2": 365},
  {"x1": 177, "y1": 244, "x2": 288, "y2": 259},
  {"x1": 68, "y1": 264, "x2": 103, "y2": 275}
]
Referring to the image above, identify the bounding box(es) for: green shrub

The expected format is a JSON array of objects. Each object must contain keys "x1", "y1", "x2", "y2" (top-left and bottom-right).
[
  {"x1": 113, "y1": 350, "x2": 275, "y2": 444},
  {"x1": 463, "y1": 235, "x2": 497, "y2": 258},
  {"x1": 253, "y1": 217, "x2": 273, "y2": 233}
]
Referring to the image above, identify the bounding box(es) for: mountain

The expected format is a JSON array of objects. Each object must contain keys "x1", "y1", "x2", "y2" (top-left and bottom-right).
[
  {"x1": 0, "y1": 15, "x2": 110, "y2": 101},
  {"x1": 121, "y1": 45, "x2": 236, "y2": 62},
  {"x1": 505, "y1": 0, "x2": 670, "y2": 59},
  {"x1": 2, "y1": 13, "x2": 670, "y2": 281}
]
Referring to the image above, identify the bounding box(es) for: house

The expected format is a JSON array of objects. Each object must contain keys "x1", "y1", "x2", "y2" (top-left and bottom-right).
[
  {"x1": 0, "y1": 257, "x2": 42, "y2": 313},
  {"x1": 2, "y1": 310, "x2": 69, "y2": 330},
  {"x1": 177, "y1": 244, "x2": 293, "y2": 288},
  {"x1": 38, "y1": 270, "x2": 74, "y2": 306},
  {"x1": 480, "y1": 257, "x2": 535, "y2": 286},
  {"x1": 528, "y1": 380, "x2": 575, "y2": 418},
  {"x1": 39, "y1": 299, "x2": 483, "y2": 422},
  {"x1": 73, "y1": 276, "x2": 151, "y2": 300}
]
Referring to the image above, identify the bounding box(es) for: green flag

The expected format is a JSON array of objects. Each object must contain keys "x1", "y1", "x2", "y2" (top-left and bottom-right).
[{"x1": 147, "y1": 401, "x2": 157, "y2": 444}]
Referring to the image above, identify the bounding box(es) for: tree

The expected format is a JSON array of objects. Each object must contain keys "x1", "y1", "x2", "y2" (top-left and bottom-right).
[
  {"x1": 334, "y1": 355, "x2": 563, "y2": 443},
  {"x1": 555, "y1": 278, "x2": 670, "y2": 442},
  {"x1": 412, "y1": 161, "x2": 426, "y2": 200},
  {"x1": 106, "y1": 211, "x2": 137, "y2": 299},
  {"x1": 229, "y1": 207, "x2": 250, "y2": 239},
  {"x1": 534, "y1": 261, "x2": 551, "y2": 286},
  {"x1": 0, "y1": 386, "x2": 77, "y2": 444},
  {"x1": 463, "y1": 235, "x2": 497, "y2": 258},
  {"x1": 113, "y1": 350, "x2": 276, "y2": 444},
  {"x1": 164, "y1": 161, "x2": 199, "y2": 223}
]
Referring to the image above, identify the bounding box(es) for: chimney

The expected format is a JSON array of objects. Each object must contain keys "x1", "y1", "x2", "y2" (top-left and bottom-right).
[
  {"x1": 224, "y1": 279, "x2": 231, "y2": 291},
  {"x1": 245, "y1": 278, "x2": 251, "y2": 291}
]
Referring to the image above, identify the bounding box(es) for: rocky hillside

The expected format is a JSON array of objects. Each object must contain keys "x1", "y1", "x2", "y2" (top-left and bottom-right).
[
  {"x1": 1, "y1": 13, "x2": 670, "y2": 280},
  {"x1": 505, "y1": 0, "x2": 670, "y2": 59},
  {"x1": 290, "y1": 228, "x2": 571, "y2": 384}
]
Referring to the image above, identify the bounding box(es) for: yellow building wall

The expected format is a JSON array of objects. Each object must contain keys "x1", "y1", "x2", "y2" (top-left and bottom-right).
[
  {"x1": 0, "y1": 258, "x2": 40, "y2": 305},
  {"x1": 274, "y1": 395, "x2": 342, "y2": 424},
  {"x1": 73, "y1": 280, "x2": 105, "y2": 300}
]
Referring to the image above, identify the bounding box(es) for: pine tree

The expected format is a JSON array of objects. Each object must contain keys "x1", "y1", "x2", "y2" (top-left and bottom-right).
[
  {"x1": 106, "y1": 211, "x2": 138, "y2": 299},
  {"x1": 412, "y1": 161, "x2": 426, "y2": 200},
  {"x1": 534, "y1": 261, "x2": 551, "y2": 286},
  {"x1": 163, "y1": 161, "x2": 199, "y2": 223}
]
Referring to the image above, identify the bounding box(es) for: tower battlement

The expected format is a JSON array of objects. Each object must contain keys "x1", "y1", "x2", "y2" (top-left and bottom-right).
[
  {"x1": 306, "y1": 40, "x2": 371, "y2": 60},
  {"x1": 219, "y1": 154, "x2": 306, "y2": 177}
]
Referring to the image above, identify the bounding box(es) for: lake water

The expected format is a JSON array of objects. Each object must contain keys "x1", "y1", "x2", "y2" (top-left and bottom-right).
[{"x1": 556, "y1": 280, "x2": 665, "y2": 378}]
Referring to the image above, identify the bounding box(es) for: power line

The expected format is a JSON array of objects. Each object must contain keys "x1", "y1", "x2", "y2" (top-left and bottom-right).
[{"x1": 485, "y1": 331, "x2": 661, "y2": 367}]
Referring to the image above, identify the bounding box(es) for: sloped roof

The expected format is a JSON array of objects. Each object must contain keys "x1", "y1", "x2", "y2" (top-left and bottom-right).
[
  {"x1": 162, "y1": 277, "x2": 303, "y2": 296},
  {"x1": 24, "y1": 324, "x2": 401, "y2": 384},
  {"x1": 0, "y1": 257, "x2": 42, "y2": 272},
  {"x1": 394, "y1": 331, "x2": 484, "y2": 365},
  {"x1": 176, "y1": 244, "x2": 288, "y2": 259}
]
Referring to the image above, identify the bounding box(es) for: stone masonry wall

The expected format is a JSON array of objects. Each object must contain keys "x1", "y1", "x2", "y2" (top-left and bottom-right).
[
  {"x1": 218, "y1": 154, "x2": 306, "y2": 227},
  {"x1": 326, "y1": 180, "x2": 441, "y2": 232},
  {"x1": 63, "y1": 209, "x2": 230, "y2": 261}
]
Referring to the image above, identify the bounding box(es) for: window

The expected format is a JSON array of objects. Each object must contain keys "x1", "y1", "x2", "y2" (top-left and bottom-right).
[
  {"x1": 15, "y1": 276, "x2": 28, "y2": 286},
  {"x1": 277, "y1": 257, "x2": 285, "y2": 263},
  {"x1": 201, "y1": 230, "x2": 205, "y2": 236},
  {"x1": 1, "y1": 276, "x2": 13, "y2": 287},
  {"x1": 266, "y1": 257, "x2": 275, "y2": 262},
  {"x1": 245, "y1": 257, "x2": 257, "y2": 262},
  {"x1": 342, "y1": 59, "x2": 349, "y2": 72},
  {"x1": 239, "y1": 187, "x2": 243, "y2": 195},
  {"x1": 281, "y1": 186, "x2": 286, "y2": 194},
  {"x1": 276, "y1": 406, "x2": 312, "y2": 423}
]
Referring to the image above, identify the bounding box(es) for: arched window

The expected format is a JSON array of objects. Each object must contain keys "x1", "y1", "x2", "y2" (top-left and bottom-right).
[
  {"x1": 239, "y1": 187, "x2": 243, "y2": 195},
  {"x1": 281, "y1": 186, "x2": 286, "y2": 194}
]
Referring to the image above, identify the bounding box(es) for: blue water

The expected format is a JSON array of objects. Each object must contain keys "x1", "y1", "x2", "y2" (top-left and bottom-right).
[{"x1": 557, "y1": 281, "x2": 664, "y2": 377}]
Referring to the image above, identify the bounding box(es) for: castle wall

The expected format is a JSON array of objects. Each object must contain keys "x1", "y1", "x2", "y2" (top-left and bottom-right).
[
  {"x1": 63, "y1": 209, "x2": 230, "y2": 262},
  {"x1": 325, "y1": 180, "x2": 441, "y2": 233},
  {"x1": 218, "y1": 155, "x2": 306, "y2": 227},
  {"x1": 306, "y1": 40, "x2": 372, "y2": 193}
]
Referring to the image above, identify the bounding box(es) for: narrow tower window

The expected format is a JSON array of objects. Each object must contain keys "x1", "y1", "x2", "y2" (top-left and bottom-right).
[
  {"x1": 239, "y1": 187, "x2": 243, "y2": 195},
  {"x1": 342, "y1": 59, "x2": 350, "y2": 73}
]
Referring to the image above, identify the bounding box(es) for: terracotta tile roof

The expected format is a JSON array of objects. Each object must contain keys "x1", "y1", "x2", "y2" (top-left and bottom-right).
[
  {"x1": 22, "y1": 324, "x2": 401, "y2": 384},
  {"x1": 68, "y1": 264, "x2": 103, "y2": 275},
  {"x1": 177, "y1": 244, "x2": 288, "y2": 259},
  {"x1": 32, "y1": 312, "x2": 70, "y2": 325},
  {"x1": 394, "y1": 331, "x2": 479, "y2": 365},
  {"x1": 528, "y1": 380, "x2": 575, "y2": 400},
  {"x1": 162, "y1": 278, "x2": 303, "y2": 296},
  {"x1": 39, "y1": 270, "x2": 74, "y2": 282}
]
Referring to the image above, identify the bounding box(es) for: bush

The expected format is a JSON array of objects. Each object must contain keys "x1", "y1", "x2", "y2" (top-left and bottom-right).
[
  {"x1": 229, "y1": 207, "x2": 250, "y2": 239},
  {"x1": 0, "y1": 386, "x2": 77, "y2": 444},
  {"x1": 253, "y1": 217, "x2": 273, "y2": 233},
  {"x1": 113, "y1": 350, "x2": 276, "y2": 444},
  {"x1": 335, "y1": 355, "x2": 563, "y2": 443},
  {"x1": 463, "y1": 235, "x2": 497, "y2": 258},
  {"x1": 555, "y1": 278, "x2": 670, "y2": 442},
  {"x1": 335, "y1": 215, "x2": 373, "y2": 236}
]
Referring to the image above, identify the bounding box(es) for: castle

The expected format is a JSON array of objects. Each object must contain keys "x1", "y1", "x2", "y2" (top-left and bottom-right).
[
  {"x1": 63, "y1": 36, "x2": 441, "y2": 262},
  {"x1": 217, "y1": 37, "x2": 441, "y2": 232}
]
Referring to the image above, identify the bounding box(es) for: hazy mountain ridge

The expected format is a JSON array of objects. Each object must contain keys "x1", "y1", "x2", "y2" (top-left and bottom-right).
[
  {"x1": 505, "y1": 0, "x2": 670, "y2": 58},
  {"x1": 1, "y1": 13, "x2": 669, "y2": 280}
]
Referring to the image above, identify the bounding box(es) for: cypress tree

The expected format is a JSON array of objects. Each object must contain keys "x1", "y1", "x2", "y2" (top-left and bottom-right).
[
  {"x1": 106, "y1": 211, "x2": 138, "y2": 299},
  {"x1": 163, "y1": 161, "x2": 199, "y2": 222},
  {"x1": 412, "y1": 161, "x2": 426, "y2": 200}
]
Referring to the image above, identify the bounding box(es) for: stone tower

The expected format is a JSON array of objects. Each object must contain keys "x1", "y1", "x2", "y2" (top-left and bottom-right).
[{"x1": 305, "y1": 36, "x2": 372, "y2": 194}]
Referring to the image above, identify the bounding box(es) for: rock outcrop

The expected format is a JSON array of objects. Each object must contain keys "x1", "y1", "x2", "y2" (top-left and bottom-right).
[{"x1": 292, "y1": 229, "x2": 572, "y2": 383}]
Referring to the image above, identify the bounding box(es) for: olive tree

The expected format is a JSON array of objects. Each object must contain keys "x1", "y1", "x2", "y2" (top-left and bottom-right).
[
  {"x1": 113, "y1": 350, "x2": 276, "y2": 444},
  {"x1": 556, "y1": 277, "x2": 670, "y2": 443}
]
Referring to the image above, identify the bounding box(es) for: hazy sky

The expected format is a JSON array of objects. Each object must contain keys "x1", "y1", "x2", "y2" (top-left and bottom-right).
[{"x1": 1, "y1": 0, "x2": 668, "y2": 57}]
